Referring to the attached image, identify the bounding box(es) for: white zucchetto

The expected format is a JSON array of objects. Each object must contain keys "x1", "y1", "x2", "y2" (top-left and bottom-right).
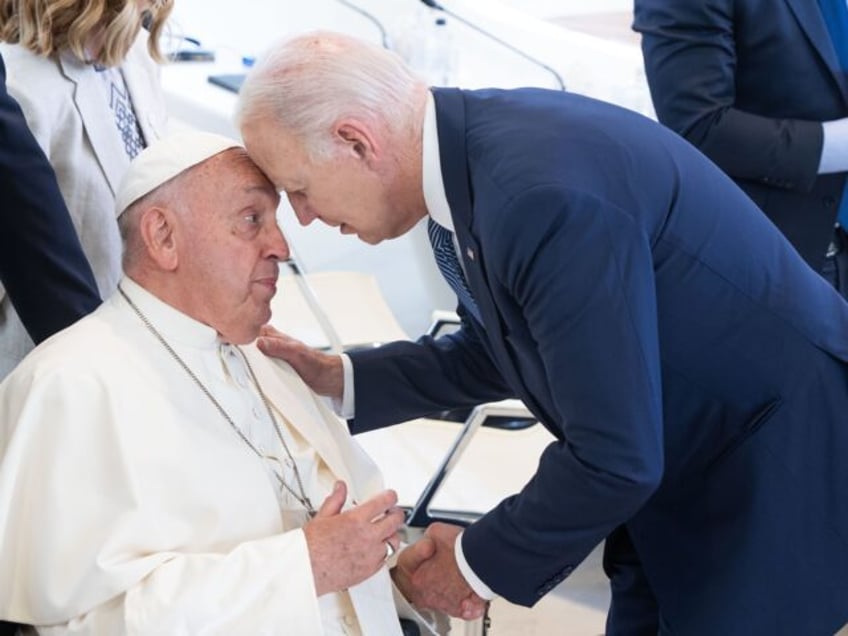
[{"x1": 116, "y1": 130, "x2": 242, "y2": 216}]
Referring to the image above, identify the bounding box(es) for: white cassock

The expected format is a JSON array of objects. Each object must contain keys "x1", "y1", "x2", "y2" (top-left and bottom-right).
[{"x1": 0, "y1": 277, "x2": 436, "y2": 635}]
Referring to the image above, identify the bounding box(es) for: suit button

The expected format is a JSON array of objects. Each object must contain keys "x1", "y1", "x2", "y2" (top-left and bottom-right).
[
  {"x1": 535, "y1": 581, "x2": 554, "y2": 596},
  {"x1": 824, "y1": 196, "x2": 837, "y2": 208}
]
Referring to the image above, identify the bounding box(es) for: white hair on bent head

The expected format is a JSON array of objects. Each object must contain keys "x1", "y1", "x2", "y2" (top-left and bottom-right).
[{"x1": 236, "y1": 30, "x2": 424, "y2": 161}]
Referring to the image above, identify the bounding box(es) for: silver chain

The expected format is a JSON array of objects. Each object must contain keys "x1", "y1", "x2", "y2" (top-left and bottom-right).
[{"x1": 117, "y1": 285, "x2": 317, "y2": 518}]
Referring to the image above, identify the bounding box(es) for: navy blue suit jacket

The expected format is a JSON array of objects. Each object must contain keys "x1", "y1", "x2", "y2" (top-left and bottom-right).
[
  {"x1": 0, "y1": 53, "x2": 99, "y2": 344},
  {"x1": 633, "y1": 0, "x2": 848, "y2": 271},
  {"x1": 350, "y1": 88, "x2": 848, "y2": 634}
]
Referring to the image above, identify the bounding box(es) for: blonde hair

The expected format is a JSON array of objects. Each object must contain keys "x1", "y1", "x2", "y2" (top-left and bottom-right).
[{"x1": 0, "y1": 0, "x2": 173, "y2": 67}]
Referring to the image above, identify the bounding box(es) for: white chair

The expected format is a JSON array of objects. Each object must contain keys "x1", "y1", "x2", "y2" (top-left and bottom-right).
[
  {"x1": 271, "y1": 260, "x2": 408, "y2": 352},
  {"x1": 271, "y1": 258, "x2": 547, "y2": 523}
]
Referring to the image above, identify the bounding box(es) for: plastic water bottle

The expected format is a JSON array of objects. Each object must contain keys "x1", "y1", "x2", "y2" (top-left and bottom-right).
[
  {"x1": 425, "y1": 16, "x2": 456, "y2": 86},
  {"x1": 393, "y1": 11, "x2": 457, "y2": 86}
]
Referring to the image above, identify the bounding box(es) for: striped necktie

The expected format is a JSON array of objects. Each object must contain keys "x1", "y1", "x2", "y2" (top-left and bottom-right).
[{"x1": 427, "y1": 218, "x2": 482, "y2": 323}]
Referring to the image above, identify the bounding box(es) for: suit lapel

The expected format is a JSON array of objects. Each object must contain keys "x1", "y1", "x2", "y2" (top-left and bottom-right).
[
  {"x1": 785, "y1": 0, "x2": 848, "y2": 104},
  {"x1": 431, "y1": 89, "x2": 548, "y2": 420},
  {"x1": 58, "y1": 52, "x2": 128, "y2": 198},
  {"x1": 122, "y1": 36, "x2": 166, "y2": 145}
]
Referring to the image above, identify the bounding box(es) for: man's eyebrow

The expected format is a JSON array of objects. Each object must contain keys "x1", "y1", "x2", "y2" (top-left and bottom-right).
[{"x1": 242, "y1": 184, "x2": 279, "y2": 197}]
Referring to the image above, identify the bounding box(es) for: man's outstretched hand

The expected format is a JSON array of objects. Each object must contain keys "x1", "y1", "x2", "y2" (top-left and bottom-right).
[{"x1": 392, "y1": 522, "x2": 488, "y2": 620}]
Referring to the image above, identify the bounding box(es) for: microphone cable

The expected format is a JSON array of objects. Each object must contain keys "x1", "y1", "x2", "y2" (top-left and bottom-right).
[
  {"x1": 334, "y1": 0, "x2": 391, "y2": 49},
  {"x1": 418, "y1": 0, "x2": 565, "y2": 90}
]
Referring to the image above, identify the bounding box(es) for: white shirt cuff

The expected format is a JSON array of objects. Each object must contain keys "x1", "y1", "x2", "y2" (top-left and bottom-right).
[
  {"x1": 331, "y1": 353, "x2": 355, "y2": 419},
  {"x1": 454, "y1": 530, "x2": 496, "y2": 601},
  {"x1": 819, "y1": 118, "x2": 848, "y2": 174}
]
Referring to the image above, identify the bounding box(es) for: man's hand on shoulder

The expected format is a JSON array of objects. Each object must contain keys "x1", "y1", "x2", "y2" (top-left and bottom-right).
[{"x1": 257, "y1": 325, "x2": 344, "y2": 400}]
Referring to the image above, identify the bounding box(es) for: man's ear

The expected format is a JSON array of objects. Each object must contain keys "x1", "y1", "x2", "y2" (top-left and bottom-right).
[
  {"x1": 139, "y1": 206, "x2": 179, "y2": 271},
  {"x1": 335, "y1": 119, "x2": 379, "y2": 163}
]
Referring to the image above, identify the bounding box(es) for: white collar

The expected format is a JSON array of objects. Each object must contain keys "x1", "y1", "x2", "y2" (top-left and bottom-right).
[
  {"x1": 117, "y1": 276, "x2": 221, "y2": 350},
  {"x1": 422, "y1": 91, "x2": 455, "y2": 232}
]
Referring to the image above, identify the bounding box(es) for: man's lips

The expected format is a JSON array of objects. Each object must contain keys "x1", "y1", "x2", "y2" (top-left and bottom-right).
[{"x1": 253, "y1": 277, "x2": 278, "y2": 294}]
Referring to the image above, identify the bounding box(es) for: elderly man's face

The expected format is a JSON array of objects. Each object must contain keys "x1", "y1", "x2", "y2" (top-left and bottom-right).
[
  {"x1": 179, "y1": 150, "x2": 286, "y2": 344},
  {"x1": 242, "y1": 119, "x2": 418, "y2": 245}
]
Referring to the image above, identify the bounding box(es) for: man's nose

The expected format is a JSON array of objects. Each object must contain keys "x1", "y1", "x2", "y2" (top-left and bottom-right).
[
  {"x1": 266, "y1": 225, "x2": 290, "y2": 261},
  {"x1": 288, "y1": 195, "x2": 316, "y2": 226}
]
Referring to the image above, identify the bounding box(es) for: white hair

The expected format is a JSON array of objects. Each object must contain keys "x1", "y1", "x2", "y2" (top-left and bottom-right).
[{"x1": 236, "y1": 30, "x2": 425, "y2": 160}]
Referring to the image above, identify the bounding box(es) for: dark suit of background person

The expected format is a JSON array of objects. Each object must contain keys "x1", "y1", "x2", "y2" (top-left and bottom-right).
[
  {"x1": 632, "y1": 0, "x2": 848, "y2": 296},
  {"x1": 0, "y1": 53, "x2": 100, "y2": 345},
  {"x1": 348, "y1": 88, "x2": 848, "y2": 635},
  {"x1": 0, "y1": 52, "x2": 100, "y2": 636}
]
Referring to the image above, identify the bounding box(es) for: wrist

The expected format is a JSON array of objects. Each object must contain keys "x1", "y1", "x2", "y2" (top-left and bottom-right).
[{"x1": 329, "y1": 354, "x2": 344, "y2": 400}]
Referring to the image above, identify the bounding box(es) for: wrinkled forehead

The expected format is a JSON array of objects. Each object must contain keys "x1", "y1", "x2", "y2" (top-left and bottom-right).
[
  {"x1": 186, "y1": 148, "x2": 281, "y2": 203},
  {"x1": 241, "y1": 121, "x2": 314, "y2": 192}
]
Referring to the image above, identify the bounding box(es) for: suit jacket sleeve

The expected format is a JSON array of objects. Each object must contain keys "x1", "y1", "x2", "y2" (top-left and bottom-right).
[
  {"x1": 633, "y1": 0, "x2": 823, "y2": 192},
  {"x1": 348, "y1": 317, "x2": 513, "y2": 433},
  {"x1": 0, "y1": 54, "x2": 100, "y2": 343}
]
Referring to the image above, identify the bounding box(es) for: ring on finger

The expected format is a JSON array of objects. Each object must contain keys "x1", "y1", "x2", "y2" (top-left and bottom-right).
[{"x1": 384, "y1": 540, "x2": 395, "y2": 561}]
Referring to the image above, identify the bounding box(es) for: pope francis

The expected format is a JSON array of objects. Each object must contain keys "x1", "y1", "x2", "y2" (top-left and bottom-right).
[{"x1": 0, "y1": 131, "x2": 441, "y2": 635}]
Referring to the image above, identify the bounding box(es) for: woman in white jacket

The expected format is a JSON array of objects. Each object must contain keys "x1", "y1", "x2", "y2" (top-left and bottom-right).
[{"x1": 0, "y1": 0, "x2": 172, "y2": 378}]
